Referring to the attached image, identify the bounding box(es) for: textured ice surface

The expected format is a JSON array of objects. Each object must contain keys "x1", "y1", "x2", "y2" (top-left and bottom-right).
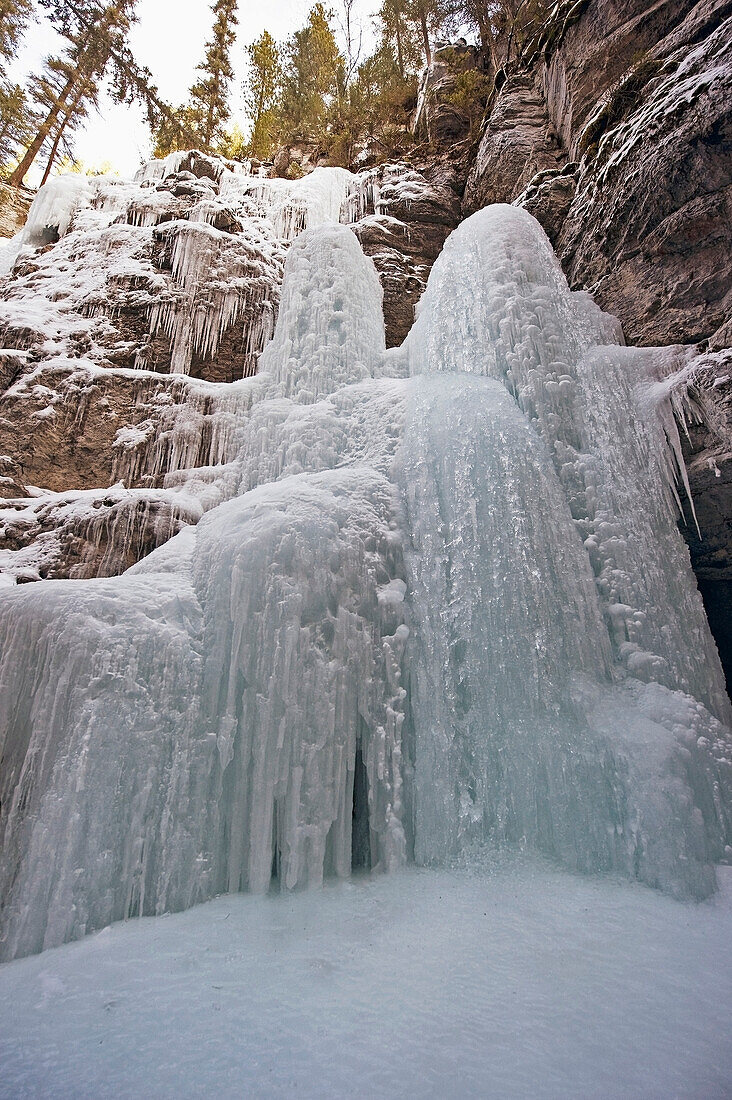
[
  {"x1": 21, "y1": 174, "x2": 90, "y2": 248},
  {"x1": 0, "y1": 200, "x2": 731, "y2": 960},
  {"x1": 0, "y1": 161, "x2": 371, "y2": 384},
  {"x1": 0, "y1": 863, "x2": 730, "y2": 1100},
  {"x1": 405, "y1": 205, "x2": 729, "y2": 717},
  {"x1": 219, "y1": 166, "x2": 364, "y2": 240}
]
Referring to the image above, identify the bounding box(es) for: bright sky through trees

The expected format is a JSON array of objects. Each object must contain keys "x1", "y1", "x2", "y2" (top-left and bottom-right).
[{"x1": 10, "y1": 0, "x2": 374, "y2": 177}]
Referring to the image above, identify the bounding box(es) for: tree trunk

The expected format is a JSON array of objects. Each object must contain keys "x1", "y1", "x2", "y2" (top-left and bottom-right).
[
  {"x1": 418, "y1": 5, "x2": 432, "y2": 69},
  {"x1": 39, "y1": 81, "x2": 87, "y2": 187},
  {"x1": 391, "y1": 0, "x2": 405, "y2": 78},
  {"x1": 39, "y1": 126, "x2": 64, "y2": 187},
  {"x1": 8, "y1": 74, "x2": 76, "y2": 186},
  {"x1": 476, "y1": 7, "x2": 497, "y2": 73},
  {"x1": 8, "y1": 12, "x2": 105, "y2": 188}
]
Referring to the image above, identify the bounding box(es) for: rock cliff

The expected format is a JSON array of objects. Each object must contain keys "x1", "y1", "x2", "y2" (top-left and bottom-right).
[{"x1": 0, "y1": 183, "x2": 32, "y2": 239}]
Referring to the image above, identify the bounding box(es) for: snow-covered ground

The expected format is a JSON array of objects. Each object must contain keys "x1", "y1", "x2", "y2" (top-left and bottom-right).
[{"x1": 0, "y1": 860, "x2": 730, "y2": 1099}]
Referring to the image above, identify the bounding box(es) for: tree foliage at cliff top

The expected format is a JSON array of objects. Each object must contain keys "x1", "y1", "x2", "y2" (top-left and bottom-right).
[{"x1": 1, "y1": 0, "x2": 550, "y2": 183}]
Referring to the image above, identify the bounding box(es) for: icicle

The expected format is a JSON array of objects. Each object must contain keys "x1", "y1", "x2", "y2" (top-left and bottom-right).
[
  {"x1": 146, "y1": 220, "x2": 284, "y2": 377},
  {"x1": 219, "y1": 167, "x2": 364, "y2": 240},
  {"x1": 134, "y1": 150, "x2": 188, "y2": 184},
  {"x1": 0, "y1": 484, "x2": 200, "y2": 583}
]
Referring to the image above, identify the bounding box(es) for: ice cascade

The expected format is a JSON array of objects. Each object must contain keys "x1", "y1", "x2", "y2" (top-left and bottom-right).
[{"x1": 0, "y1": 201, "x2": 730, "y2": 961}]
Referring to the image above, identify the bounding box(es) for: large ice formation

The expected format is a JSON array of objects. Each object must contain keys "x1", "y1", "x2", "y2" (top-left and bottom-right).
[{"x1": 0, "y1": 171, "x2": 730, "y2": 960}]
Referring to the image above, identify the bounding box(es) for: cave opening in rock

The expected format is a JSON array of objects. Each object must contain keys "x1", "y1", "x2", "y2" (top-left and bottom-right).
[{"x1": 351, "y1": 747, "x2": 371, "y2": 872}]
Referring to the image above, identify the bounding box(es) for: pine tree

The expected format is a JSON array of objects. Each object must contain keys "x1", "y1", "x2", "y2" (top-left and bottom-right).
[
  {"x1": 242, "y1": 30, "x2": 281, "y2": 160},
  {"x1": 405, "y1": 0, "x2": 454, "y2": 69},
  {"x1": 9, "y1": 1, "x2": 136, "y2": 186},
  {"x1": 280, "y1": 4, "x2": 343, "y2": 146},
  {"x1": 0, "y1": 82, "x2": 36, "y2": 178},
  {"x1": 151, "y1": 104, "x2": 200, "y2": 158},
  {"x1": 0, "y1": 0, "x2": 35, "y2": 174},
  {"x1": 376, "y1": 0, "x2": 421, "y2": 80},
  {"x1": 0, "y1": 0, "x2": 33, "y2": 75},
  {"x1": 10, "y1": 0, "x2": 190, "y2": 185},
  {"x1": 188, "y1": 0, "x2": 239, "y2": 151},
  {"x1": 29, "y1": 55, "x2": 97, "y2": 184},
  {"x1": 445, "y1": 0, "x2": 550, "y2": 71}
]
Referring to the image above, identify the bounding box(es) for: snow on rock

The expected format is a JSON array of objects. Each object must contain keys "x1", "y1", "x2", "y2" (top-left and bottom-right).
[
  {"x1": 0, "y1": 155, "x2": 446, "y2": 563},
  {"x1": 0, "y1": 361, "x2": 259, "y2": 503},
  {"x1": 0, "y1": 201, "x2": 730, "y2": 961},
  {"x1": 0, "y1": 155, "x2": 454, "y2": 543},
  {"x1": 0, "y1": 482, "x2": 200, "y2": 581}
]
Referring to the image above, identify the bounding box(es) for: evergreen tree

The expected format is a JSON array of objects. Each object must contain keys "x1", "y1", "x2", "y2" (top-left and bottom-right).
[
  {"x1": 28, "y1": 54, "x2": 97, "y2": 184},
  {"x1": 279, "y1": 4, "x2": 343, "y2": 146},
  {"x1": 188, "y1": 0, "x2": 239, "y2": 150},
  {"x1": 0, "y1": 81, "x2": 36, "y2": 178},
  {"x1": 406, "y1": 0, "x2": 456, "y2": 69},
  {"x1": 375, "y1": 0, "x2": 424, "y2": 79},
  {"x1": 10, "y1": 0, "x2": 190, "y2": 185},
  {"x1": 351, "y1": 45, "x2": 416, "y2": 148},
  {"x1": 0, "y1": 0, "x2": 33, "y2": 74},
  {"x1": 445, "y1": 0, "x2": 550, "y2": 71},
  {"x1": 9, "y1": 1, "x2": 137, "y2": 186},
  {"x1": 151, "y1": 104, "x2": 200, "y2": 158},
  {"x1": 0, "y1": 0, "x2": 35, "y2": 174},
  {"x1": 242, "y1": 29, "x2": 281, "y2": 160}
]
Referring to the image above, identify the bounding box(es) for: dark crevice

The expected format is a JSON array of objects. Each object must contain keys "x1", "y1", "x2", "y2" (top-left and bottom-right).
[
  {"x1": 351, "y1": 747, "x2": 371, "y2": 872},
  {"x1": 271, "y1": 801, "x2": 281, "y2": 889},
  {"x1": 697, "y1": 578, "x2": 732, "y2": 701}
]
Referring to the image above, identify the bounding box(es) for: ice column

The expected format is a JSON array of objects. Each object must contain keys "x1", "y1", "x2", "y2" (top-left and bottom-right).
[
  {"x1": 0, "y1": 224, "x2": 408, "y2": 960},
  {"x1": 258, "y1": 224, "x2": 384, "y2": 402},
  {"x1": 399, "y1": 205, "x2": 731, "y2": 893},
  {"x1": 406, "y1": 205, "x2": 731, "y2": 722}
]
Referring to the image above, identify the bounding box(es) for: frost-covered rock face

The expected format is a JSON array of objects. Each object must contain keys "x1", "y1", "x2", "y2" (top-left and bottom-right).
[
  {"x1": 0, "y1": 205, "x2": 731, "y2": 961},
  {"x1": 352, "y1": 161, "x2": 461, "y2": 346},
  {"x1": 465, "y1": 0, "x2": 732, "y2": 348},
  {"x1": 0, "y1": 156, "x2": 455, "y2": 518}
]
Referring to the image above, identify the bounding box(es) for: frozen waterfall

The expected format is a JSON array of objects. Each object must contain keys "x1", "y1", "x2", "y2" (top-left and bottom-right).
[{"x1": 0, "y1": 193, "x2": 730, "y2": 960}]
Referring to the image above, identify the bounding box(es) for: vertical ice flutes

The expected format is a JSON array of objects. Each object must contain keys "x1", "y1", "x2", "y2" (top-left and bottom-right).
[{"x1": 0, "y1": 192, "x2": 730, "y2": 961}]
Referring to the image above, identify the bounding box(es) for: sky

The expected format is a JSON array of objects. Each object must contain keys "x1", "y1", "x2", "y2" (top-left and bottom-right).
[{"x1": 13, "y1": 0, "x2": 374, "y2": 179}]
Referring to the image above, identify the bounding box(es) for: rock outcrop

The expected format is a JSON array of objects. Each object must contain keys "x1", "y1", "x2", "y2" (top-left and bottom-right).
[
  {"x1": 465, "y1": 0, "x2": 732, "y2": 347},
  {"x1": 413, "y1": 41, "x2": 484, "y2": 147},
  {"x1": 0, "y1": 182, "x2": 32, "y2": 239},
  {"x1": 353, "y1": 162, "x2": 461, "y2": 345},
  {"x1": 0, "y1": 157, "x2": 458, "y2": 580}
]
